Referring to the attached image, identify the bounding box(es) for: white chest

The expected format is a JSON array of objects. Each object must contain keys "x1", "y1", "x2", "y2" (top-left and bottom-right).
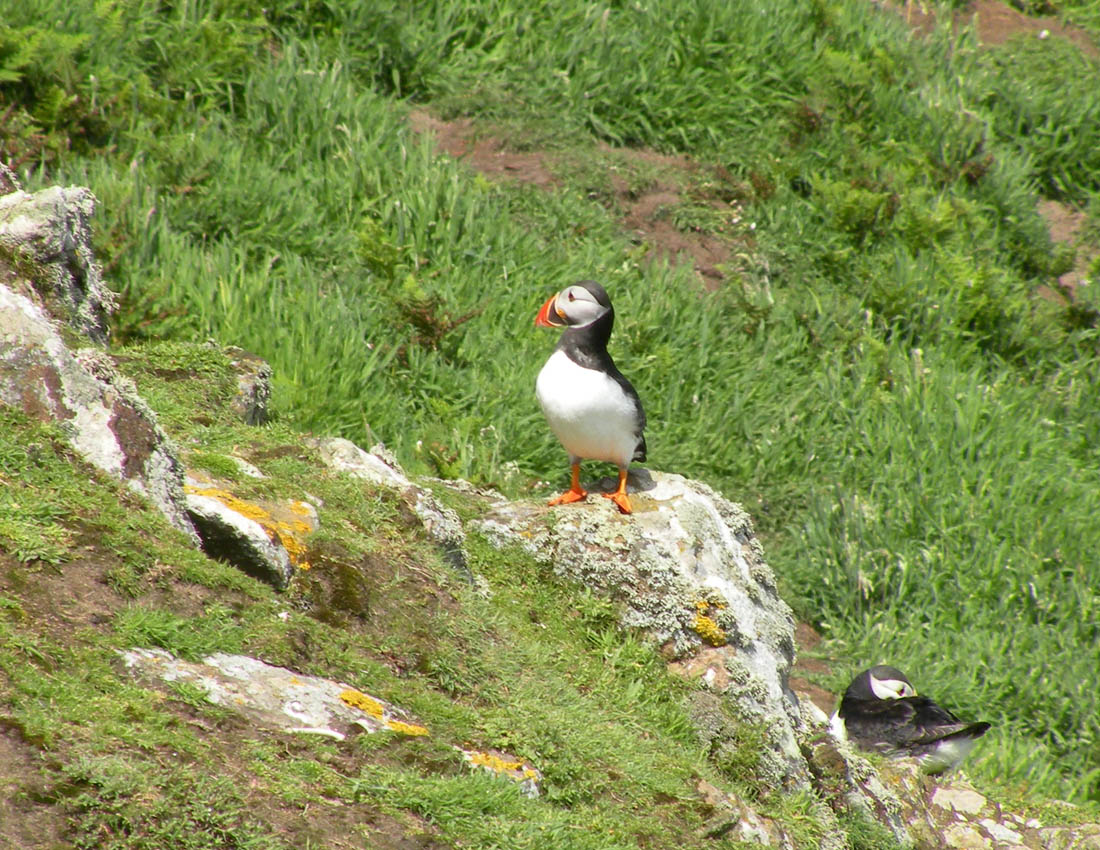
[{"x1": 536, "y1": 350, "x2": 639, "y2": 467}]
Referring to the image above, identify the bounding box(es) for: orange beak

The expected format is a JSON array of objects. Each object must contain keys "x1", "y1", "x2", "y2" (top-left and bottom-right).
[{"x1": 535, "y1": 293, "x2": 565, "y2": 328}]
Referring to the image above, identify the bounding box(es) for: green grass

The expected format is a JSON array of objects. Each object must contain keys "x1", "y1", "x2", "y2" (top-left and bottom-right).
[
  {"x1": 0, "y1": 348, "x2": 784, "y2": 848},
  {"x1": 3, "y1": 0, "x2": 1100, "y2": 809}
]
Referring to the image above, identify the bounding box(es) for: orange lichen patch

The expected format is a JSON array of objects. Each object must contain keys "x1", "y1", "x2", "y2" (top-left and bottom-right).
[
  {"x1": 341, "y1": 688, "x2": 429, "y2": 736},
  {"x1": 184, "y1": 483, "x2": 317, "y2": 569},
  {"x1": 691, "y1": 599, "x2": 729, "y2": 646},
  {"x1": 465, "y1": 750, "x2": 540, "y2": 781},
  {"x1": 340, "y1": 688, "x2": 385, "y2": 718},
  {"x1": 385, "y1": 719, "x2": 430, "y2": 737},
  {"x1": 691, "y1": 614, "x2": 728, "y2": 646}
]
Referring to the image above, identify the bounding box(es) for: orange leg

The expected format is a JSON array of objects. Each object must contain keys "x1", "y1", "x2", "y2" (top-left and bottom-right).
[
  {"x1": 549, "y1": 463, "x2": 587, "y2": 506},
  {"x1": 601, "y1": 467, "x2": 632, "y2": 515}
]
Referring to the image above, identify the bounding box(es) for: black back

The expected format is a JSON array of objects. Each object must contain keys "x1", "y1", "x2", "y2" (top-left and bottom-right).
[{"x1": 839, "y1": 668, "x2": 991, "y2": 751}]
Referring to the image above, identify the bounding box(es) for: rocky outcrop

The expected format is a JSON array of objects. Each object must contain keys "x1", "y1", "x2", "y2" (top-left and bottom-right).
[
  {"x1": 475, "y1": 469, "x2": 806, "y2": 790},
  {"x1": 183, "y1": 471, "x2": 319, "y2": 590},
  {"x1": 0, "y1": 186, "x2": 197, "y2": 540},
  {"x1": 310, "y1": 436, "x2": 472, "y2": 581},
  {"x1": 0, "y1": 186, "x2": 115, "y2": 344}
]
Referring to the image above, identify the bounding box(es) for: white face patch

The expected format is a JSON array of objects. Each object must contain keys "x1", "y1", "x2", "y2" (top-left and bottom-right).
[
  {"x1": 557, "y1": 286, "x2": 606, "y2": 327},
  {"x1": 869, "y1": 675, "x2": 916, "y2": 700}
]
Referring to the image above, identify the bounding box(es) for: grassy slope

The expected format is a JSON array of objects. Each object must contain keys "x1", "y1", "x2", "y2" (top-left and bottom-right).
[
  {"x1": 3, "y1": 0, "x2": 1100, "y2": 805},
  {"x1": 6, "y1": 344, "x2": 819, "y2": 849}
]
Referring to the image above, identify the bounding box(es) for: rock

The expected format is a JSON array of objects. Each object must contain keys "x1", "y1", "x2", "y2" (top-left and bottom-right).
[
  {"x1": 0, "y1": 185, "x2": 196, "y2": 541},
  {"x1": 943, "y1": 823, "x2": 992, "y2": 849},
  {"x1": 119, "y1": 648, "x2": 428, "y2": 740},
  {"x1": 310, "y1": 436, "x2": 472, "y2": 581},
  {"x1": 224, "y1": 346, "x2": 272, "y2": 425},
  {"x1": 184, "y1": 472, "x2": 318, "y2": 589},
  {"x1": 0, "y1": 186, "x2": 115, "y2": 344},
  {"x1": 695, "y1": 778, "x2": 785, "y2": 844},
  {"x1": 0, "y1": 284, "x2": 197, "y2": 541},
  {"x1": 459, "y1": 748, "x2": 542, "y2": 798},
  {"x1": 800, "y1": 718, "x2": 912, "y2": 848},
  {"x1": 933, "y1": 786, "x2": 990, "y2": 816},
  {"x1": 475, "y1": 469, "x2": 805, "y2": 789}
]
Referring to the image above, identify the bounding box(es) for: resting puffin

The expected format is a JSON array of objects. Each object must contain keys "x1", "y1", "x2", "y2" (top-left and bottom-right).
[
  {"x1": 534, "y1": 280, "x2": 646, "y2": 514},
  {"x1": 831, "y1": 665, "x2": 991, "y2": 774}
]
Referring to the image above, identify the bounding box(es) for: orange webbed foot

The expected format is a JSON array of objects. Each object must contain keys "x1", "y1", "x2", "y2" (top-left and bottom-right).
[
  {"x1": 601, "y1": 491, "x2": 633, "y2": 514},
  {"x1": 549, "y1": 487, "x2": 588, "y2": 506},
  {"x1": 549, "y1": 463, "x2": 587, "y2": 507}
]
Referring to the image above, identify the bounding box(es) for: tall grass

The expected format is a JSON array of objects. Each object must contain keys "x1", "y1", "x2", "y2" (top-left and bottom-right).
[{"x1": 4, "y1": 0, "x2": 1100, "y2": 803}]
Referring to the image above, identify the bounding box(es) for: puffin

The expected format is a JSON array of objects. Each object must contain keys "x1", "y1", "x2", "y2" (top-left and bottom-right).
[
  {"x1": 831, "y1": 665, "x2": 991, "y2": 774},
  {"x1": 534, "y1": 280, "x2": 646, "y2": 514}
]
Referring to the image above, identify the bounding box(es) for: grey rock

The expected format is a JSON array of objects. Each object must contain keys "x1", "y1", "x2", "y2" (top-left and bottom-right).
[
  {"x1": 120, "y1": 648, "x2": 543, "y2": 798},
  {"x1": 0, "y1": 186, "x2": 115, "y2": 344},
  {"x1": 474, "y1": 469, "x2": 805, "y2": 790},
  {"x1": 0, "y1": 284, "x2": 197, "y2": 541},
  {"x1": 119, "y1": 648, "x2": 428, "y2": 740},
  {"x1": 183, "y1": 473, "x2": 318, "y2": 590},
  {"x1": 223, "y1": 345, "x2": 272, "y2": 425},
  {"x1": 310, "y1": 436, "x2": 472, "y2": 580}
]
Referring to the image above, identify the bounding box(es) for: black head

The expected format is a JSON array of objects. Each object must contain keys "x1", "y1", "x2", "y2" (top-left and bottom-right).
[{"x1": 844, "y1": 665, "x2": 917, "y2": 702}]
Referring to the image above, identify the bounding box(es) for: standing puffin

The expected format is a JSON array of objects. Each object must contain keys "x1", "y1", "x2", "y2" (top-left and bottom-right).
[
  {"x1": 832, "y1": 665, "x2": 992, "y2": 774},
  {"x1": 534, "y1": 280, "x2": 646, "y2": 515}
]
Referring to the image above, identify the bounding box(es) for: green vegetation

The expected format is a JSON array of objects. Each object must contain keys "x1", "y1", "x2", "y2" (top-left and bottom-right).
[
  {"x1": 0, "y1": 353, "x2": 779, "y2": 848},
  {"x1": 3, "y1": 0, "x2": 1100, "y2": 820}
]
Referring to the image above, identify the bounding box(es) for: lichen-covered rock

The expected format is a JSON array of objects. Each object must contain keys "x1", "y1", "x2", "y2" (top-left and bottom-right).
[
  {"x1": 0, "y1": 186, "x2": 115, "y2": 343},
  {"x1": 119, "y1": 648, "x2": 427, "y2": 740},
  {"x1": 0, "y1": 284, "x2": 197, "y2": 540},
  {"x1": 883, "y1": 763, "x2": 1100, "y2": 850},
  {"x1": 224, "y1": 345, "x2": 272, "y2": 425},
  {"x1": 695, "y1": 778, "x2": 788, "y2": 844},
  {"x1": 459, "y1": 748, "x2": 542, "y2": 798},
  {"x1": 800, "y1": 713, "x2": 912, "y2": 848},
  {"x1": 474, "y1": 469, "x2": 804, "y2": 790},
  {"x1": 310, "y1": 436, "x2": 472, "y2": 580},
  {"x1": 184, "y1": 472, "x2": 318, "y2": 589},
  {"x1": 800, "y1": 697, "x2": 1100, "y2": 850}
]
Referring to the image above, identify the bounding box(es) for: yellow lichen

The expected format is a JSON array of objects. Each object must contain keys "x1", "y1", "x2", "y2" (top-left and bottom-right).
[
  {"x1": 184, "y1": 484, "x2": 314, "y2": 570},
  {"x1": 340, "y1": 689, "x2": 429, "y2": 736},
  {"x1": 691, "y1": 613, "x2": 728, "y2": 647},
  {"x1": 385, "y1": 719, "x2": 430, "y2": 737},
  {"x1": 466, "y1": 750, "x2": 539, "y2": 781},
  {"x1": 340, "y1": 688, "x2": 384, "y2": 718}
]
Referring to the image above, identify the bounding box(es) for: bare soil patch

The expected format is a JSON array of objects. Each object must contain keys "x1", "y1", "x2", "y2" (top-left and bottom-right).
[
  {"x1": 408, "y1": 110, "x2": 743, "y2": 287},
  {"x1": 0, "y1": 722, "x2": 68, "y2": 850},
  {"x1": 893, "y1": 0, "x2": 1098, "y2": 57}
]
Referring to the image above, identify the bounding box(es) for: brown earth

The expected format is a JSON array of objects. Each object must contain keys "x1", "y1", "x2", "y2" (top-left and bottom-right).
[
  {"x1": 896, "y1": 0, "x2": 1098, "y2": 57},
  {"x1": 407, "y1": 110, "x2": 745, "y2": 288}
]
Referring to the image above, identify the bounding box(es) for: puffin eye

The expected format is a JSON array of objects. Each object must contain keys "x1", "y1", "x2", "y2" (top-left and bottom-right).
[{"x1": 567, "y1": 291, "x2": 575, "y2": 302}]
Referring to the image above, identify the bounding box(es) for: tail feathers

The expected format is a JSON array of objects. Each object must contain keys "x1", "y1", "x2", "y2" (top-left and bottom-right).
[{"x1": 940, "y1": 721, "x2": 991, "y2": 741}]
